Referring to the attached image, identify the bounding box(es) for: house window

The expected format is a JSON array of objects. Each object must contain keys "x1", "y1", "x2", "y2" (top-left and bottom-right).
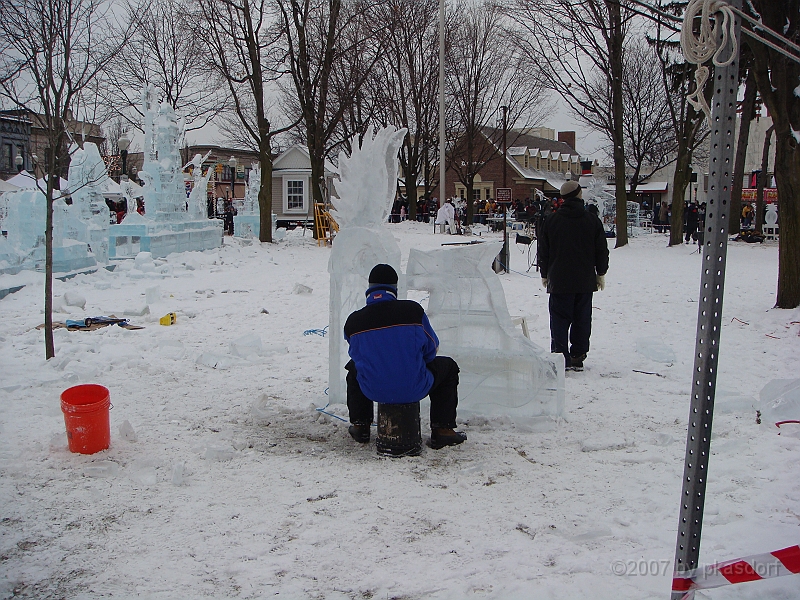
[
  {"x1": 3, "y1": 144, "x2": 12, "y2": 170},
  {"x1": 287, "y1": 179, "x2": 305, "y2": 211},
  {"x1": 472, "y1": 188, "x2": 481, "y2": 201}
]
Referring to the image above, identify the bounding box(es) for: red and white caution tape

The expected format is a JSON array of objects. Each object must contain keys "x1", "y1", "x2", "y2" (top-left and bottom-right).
[{"x1": 673, "y1": 545, "x2": 800, "y2": 598}]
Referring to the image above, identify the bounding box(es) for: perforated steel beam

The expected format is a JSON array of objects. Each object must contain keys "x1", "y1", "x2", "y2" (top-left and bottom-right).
[{"x1": 671, "y1": 2, "x2": 743, "y2": 598}]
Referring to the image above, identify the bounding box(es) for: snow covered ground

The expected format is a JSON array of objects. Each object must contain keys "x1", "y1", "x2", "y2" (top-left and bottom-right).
[{"x1": 0, "y1": 222, "x2": 798, "y2": 600}]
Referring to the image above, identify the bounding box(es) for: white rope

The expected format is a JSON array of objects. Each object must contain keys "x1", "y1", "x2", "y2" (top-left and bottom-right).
[{"x1": 680, "y1": 0, "x2": 738, "y2": 124}]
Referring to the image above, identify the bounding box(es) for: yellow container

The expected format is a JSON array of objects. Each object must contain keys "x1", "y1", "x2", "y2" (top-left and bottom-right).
[{"x1": 159, "y1": 312, "x2": 177, "y2": 326}]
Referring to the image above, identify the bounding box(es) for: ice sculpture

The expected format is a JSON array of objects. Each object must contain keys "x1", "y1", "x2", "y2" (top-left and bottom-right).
[
  {"x1": 233, "y1": 165, "x2": 275, "y2": 239},
  {"x1": 406, "y1": 241, "x2": 564, "y2": 424},
  {"x1": 765, "y1": 204, "x2": 778, "y2": 227},
  {"x1": 327, "y1": 125, "x2": 563, "y2": 424},
  {"x1": 184, "y1": 150, "x2": 212, "y2": 220},
  {"x1": 327, "y1": 125, "x2": 408, "y2": 404},
  {"x1": 66, "y1": 141, "x2": 110, "y2": 263},
  {"x1": 3, "y1": 187, "x2": 96, "y2": 273},
  {"x1": 108, "y1": 86, "x2": 222, "y2": 259}
]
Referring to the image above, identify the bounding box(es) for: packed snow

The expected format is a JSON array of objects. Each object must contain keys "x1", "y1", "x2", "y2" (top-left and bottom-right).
[{"x1": 0, "y1": 222, "x2": 798, "y2": 600}]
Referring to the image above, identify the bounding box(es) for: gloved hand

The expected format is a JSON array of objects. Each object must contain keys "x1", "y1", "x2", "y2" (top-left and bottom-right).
[
  {"x1": 541, "y1": 278, "x2": 548, "y2": 290},
  {"x1": 596, "y1": 275, "x2": 605, "y2": 291}
]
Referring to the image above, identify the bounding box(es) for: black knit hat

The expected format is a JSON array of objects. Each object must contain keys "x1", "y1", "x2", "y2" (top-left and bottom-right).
[
  {"x1": 369, "y1": 264, "x2": 398, "y2": 285},
  {"x1": 366, "y1": 264, "x2": 398, "y2": 296}
]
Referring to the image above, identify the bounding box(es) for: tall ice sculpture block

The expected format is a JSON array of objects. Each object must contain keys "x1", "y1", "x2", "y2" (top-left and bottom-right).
[
  {"x1": 233, "y1": 165, "x2": 276, "y2": 239},
  {"x1": 67, "y1": 142, "x2": 110, "y2": 263},
  {"x1": 406, "y1": 241, "x2": 564, "y2": 426},
  {"x1": 108, "y1": 86, "x2": 223, "y2": 259},
  {"x1": 327, "y1": 126, "x2": 408, "y2": 404}
]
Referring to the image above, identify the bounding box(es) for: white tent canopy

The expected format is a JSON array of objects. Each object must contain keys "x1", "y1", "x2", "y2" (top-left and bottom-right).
[
  {"x1": 5, "y1": 171, "x2": 37, "y2": 188},
  {"x1": 0, "y1": 179, "x2": 20, "y2": 193}
]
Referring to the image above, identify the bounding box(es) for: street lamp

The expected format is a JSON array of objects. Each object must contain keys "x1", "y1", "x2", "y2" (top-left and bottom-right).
[
  {"x1": 118, "y1": 131, "x2": 130, "y2": 180},
  {"x1": 14, "y1": 152, "x2": 24, "y2": 173},
  {"x1": 228, "y1": 156, "x2": 237, "y2": 200}
]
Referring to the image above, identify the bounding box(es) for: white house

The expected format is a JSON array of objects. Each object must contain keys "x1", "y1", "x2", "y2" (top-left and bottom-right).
[{"x1": 271, "y1": 145, "x2": 337, "y2": 226}]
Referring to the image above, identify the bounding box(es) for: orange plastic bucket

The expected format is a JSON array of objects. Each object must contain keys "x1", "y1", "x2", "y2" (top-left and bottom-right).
[{"x1": 60, "y1": 384, "x2": 111, "y2": 454}]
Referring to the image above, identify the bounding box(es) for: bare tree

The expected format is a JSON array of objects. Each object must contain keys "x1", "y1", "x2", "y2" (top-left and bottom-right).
[
  {"x1": 0, "y1": 0, "x2": 125, "y2": 359},
  {"x1": 196, "y1": 0, "x2": 291, "y2": 243},
  {"x1": 99, "y1": 0, "x2": 228, "y2": 134},
  {"x1": 650, "y1": 0, "x2": 711, "y2": 247},
  {"x1": 277, "y1": 0, "x2": 386, "y2": 207},
  {"x1": 447, "y1": 0, "x2": 549, "y2": 224},
  {"x1": 747, "y1": 0, "x2": 800, "y2": 308},
  {"x1": 369, "y1": 0, "x2": 441, "y2": 220},
  {"x1": 730, "y1": 64, "x2": 757, "y2": 235},
  {"x1": 506, "y1": 0, "x2": 634, "y2": 247},
  {"x1": 621, "y1": 43, "x2": 676, "y2": 197}
]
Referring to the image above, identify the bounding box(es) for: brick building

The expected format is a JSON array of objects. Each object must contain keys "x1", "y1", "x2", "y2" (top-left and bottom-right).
[{"x1": 429, "y1": 127, "x2": 581, "y2": 204}]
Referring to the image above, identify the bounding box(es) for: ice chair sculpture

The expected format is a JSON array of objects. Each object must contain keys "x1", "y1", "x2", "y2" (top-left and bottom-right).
[
  {"x1": 406, "y1": 241, "x2": 564, "y2": 426},
  {"x1": 327, "y1": 125, "x2": 408, "y2": 404}
]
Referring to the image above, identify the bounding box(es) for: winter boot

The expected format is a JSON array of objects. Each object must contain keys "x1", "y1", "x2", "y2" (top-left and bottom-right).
[
  {"x1": 348, "y1": 424, "x2": 370, "y2": 443},
  {"x1": 430, "y1": 428, "x2": 467, "y2": 449},
  {"x1": 568, "y1": 353, "x2": 586, "y2": 371}
]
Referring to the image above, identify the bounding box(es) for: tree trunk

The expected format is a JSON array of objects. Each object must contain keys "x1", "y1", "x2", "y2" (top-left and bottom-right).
[
  {"x1": 670, "y1": 147, "x2": 691, "y2": 246},
  {"x1": 609, "y1": 0, "x2": 628, "y2": 247},
  {"x1": 258, "y1": 146, "x2": 274, "y2": 243},
  {"x1": 405, "y1": 169, "x2": 417, "y2": 222},
  {"x1": 773, "y1": 128, "x2": 800, "y2": 308},
  {"x1": 755, "y1": 125, "x2": 773, "y2": 234},
  {"x1": 731, "y1": 69, "x2": 757, "y2": 235},
  {"x1": 44, "y1": 174, "x2": 55, "y2": 359}
]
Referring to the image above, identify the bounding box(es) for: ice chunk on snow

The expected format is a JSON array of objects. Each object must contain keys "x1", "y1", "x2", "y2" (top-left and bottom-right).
[
  {"x1": 204, "y1": 446, "x2": 234, "y2": 461},
  {"x1": 714, "y1": 389, "x2": 757, "y2": 415},
  {"x1": 63, "y1": 290, "x2": 86, "y2": 309},
  {"x1": 83, "y1": 461, "x2": 119, "y2": 478},
  {"x1": 635, "y1": 337, "x2": 676, "y2": 364},
  {"x1": 134, "y1": 252, "x2": 156, "y2": 272},
  {"x1": 171, "y1": 462, "x2": 184, "y2": 485},
  {"x1": 293, "y1": 283, "x2": 312, "y2": 295},
  {"x1": 230, "y1": 333, "x2": 262, "y2": 358},
  {"x1": 196, "y1": 352, "x2": 235, "y2": 369},
  {"x1": 145, "y1": 285, "x2": 161, "y2": 304},
  {"x1": 118, "y1": 420, "x2": 137, "y2": 442},
  {"x1": 759, "y1": 379, "x2": 800, "y2": 425},
  {"x1": 123, "y1": 304, "x2": 150, "y2": 316}
]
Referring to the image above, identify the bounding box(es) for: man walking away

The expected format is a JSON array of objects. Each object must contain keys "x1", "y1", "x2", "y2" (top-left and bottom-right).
[{"x1": 538, "y1": 181, "x2": 609, "y2": 371}]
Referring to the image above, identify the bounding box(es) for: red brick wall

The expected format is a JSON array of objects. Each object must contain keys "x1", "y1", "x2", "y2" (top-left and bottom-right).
[
  {"x1": 558, "y1": 131, "x2": 576, "y2": 152},
  {"x1": 431, "y1": 152, "x2": 547, "y2": 203}
]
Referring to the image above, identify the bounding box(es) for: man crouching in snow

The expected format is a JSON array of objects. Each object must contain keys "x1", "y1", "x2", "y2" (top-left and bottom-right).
[{"x1": 343, "y1": 264, "x2": 466, "y2": 449}]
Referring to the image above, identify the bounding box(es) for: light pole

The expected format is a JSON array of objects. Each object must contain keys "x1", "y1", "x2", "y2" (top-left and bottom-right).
[
  {"x1": 15, "y1": 152, "x2": 24, "y2": 173},
  {"x1": 228, "y1": 156, "x2": 237, "y2": 201},
  {"x1": 118, "y1": 132, "x2": 130, "y2": 181}
]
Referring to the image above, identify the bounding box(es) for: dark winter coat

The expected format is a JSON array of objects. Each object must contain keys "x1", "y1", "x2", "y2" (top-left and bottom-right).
[
  {"x1": 539, "y1": 198, "x2": 609, "y2": 294},
  {"x1": 344, "y1": 291, "x2": 438, "y2": 404}
]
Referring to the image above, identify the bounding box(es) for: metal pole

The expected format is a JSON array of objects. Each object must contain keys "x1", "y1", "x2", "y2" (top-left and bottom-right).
[
  {"x1": 501, "y1": 105, "x2": 508, "y2": 188},
  {"x1": 439, "y1": 0, "x2": 446, "y2": 212},
  {"x1": 671, "y1": 2, "x2": 742, "y2": 598}
]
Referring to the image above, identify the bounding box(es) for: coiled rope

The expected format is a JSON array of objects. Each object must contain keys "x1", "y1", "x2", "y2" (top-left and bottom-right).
[{"x1": 680, "y1": 0, "x2": 738, "y2": 124}]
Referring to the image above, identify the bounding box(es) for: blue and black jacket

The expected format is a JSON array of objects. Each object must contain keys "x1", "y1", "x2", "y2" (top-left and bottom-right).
[{"x1": 344, "y1": 288, "x2": 439, "y2": 404}]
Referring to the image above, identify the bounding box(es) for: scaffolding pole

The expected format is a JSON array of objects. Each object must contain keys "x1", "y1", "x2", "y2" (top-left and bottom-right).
[{"x1": 671, "y1": 1, "x2": 743, "y2": 598}]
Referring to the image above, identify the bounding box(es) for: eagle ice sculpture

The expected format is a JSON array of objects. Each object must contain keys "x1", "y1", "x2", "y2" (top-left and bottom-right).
[{"x1": 327, "y1": 126, "x2": 408, "y2": 404}]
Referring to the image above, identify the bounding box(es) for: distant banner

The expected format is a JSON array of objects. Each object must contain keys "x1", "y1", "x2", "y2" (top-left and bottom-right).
[{"x1": 741, "y1": 188, "x2": 778, "y2": 203}]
